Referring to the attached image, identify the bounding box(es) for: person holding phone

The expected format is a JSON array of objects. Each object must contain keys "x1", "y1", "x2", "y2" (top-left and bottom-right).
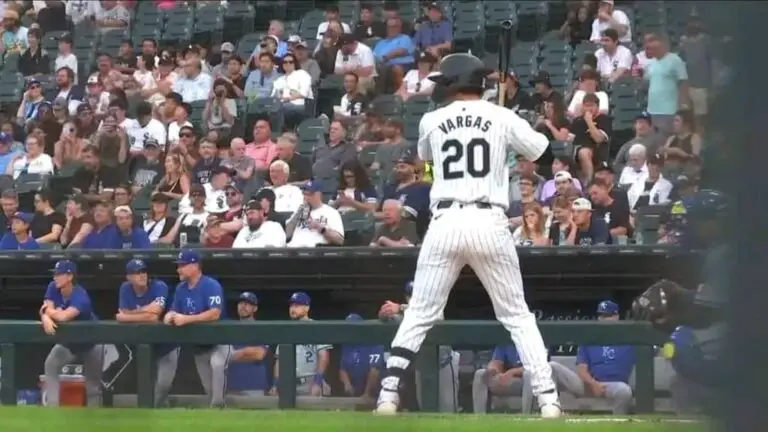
[{"x1": 203, "y1": 79, "x2": 237, "y2": 138}]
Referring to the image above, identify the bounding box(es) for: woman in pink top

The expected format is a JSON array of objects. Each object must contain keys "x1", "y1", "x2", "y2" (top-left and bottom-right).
[
  {"x1": 245, "y1": 119, "x2": 278, "y2": 170},
  {"x1": 155, "y1": 0, "x2": 177, "y2": 10}
]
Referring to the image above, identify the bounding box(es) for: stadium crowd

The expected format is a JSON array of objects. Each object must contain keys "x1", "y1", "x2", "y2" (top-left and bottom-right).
[{"x1": 0, "y1": 0, "x2": 721, "y2": 251}]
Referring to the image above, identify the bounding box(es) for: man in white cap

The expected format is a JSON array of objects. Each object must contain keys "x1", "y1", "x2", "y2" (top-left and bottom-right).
[
  {"x1": 566, "y1": 198, "x2": 610, "y2": 245},
  {"x1": 212, "y1": 42, "x2": 236, "y2": 78}
]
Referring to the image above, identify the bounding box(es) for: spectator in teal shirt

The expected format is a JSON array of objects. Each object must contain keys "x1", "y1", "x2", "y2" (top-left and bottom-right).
[
  {"x1": 244, "y1": 53, "x2": 282, "y2": 100},
  {"x1": 373, "y1": 18, "x2": 416, "y2": 68},
  {"x1": 643, "y1": 34, "x2": 690, "y2": 139},
  {"x1": 0, "y1": 132, "x2": 20, "y2": 174},
  {"x1": 0, "y1": 212, "x2": 39, "y2": 250}
]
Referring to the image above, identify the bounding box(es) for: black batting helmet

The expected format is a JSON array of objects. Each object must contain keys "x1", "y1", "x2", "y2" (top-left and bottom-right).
[{"x1": 429, "y1": 53, "x2": 491, "y2": 97}]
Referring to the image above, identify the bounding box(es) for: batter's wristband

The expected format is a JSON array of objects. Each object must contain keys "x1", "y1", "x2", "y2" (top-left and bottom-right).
[{"x1": 313, "y1": 373, "x2": 324, "y2": 385}]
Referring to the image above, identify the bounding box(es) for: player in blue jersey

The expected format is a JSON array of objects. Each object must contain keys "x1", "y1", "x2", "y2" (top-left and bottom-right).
[
  {"x1": 227, "y1": 292, "x2": 269, "y2": 395},
  {"x1": 115, "y1": 259, "x2": 177, "y2": 407},
  {"x1": 40, "y1": 260, "x2": 104, "y2": 407},
  {"x1": 339, "y1": 313, "x2": 385, "y2": 405},
  {"x1": 164, "y1": 249, "x2": 231, "y2": 408}
]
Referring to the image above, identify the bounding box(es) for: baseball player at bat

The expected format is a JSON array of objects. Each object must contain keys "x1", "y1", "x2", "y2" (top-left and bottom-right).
[
  {"x1": 376, "y1": 53, "x2": 561, "y2": 417},
  {"x1": 115, "y1": 259, "x2": 177, "y2": 407},
  {"x1": 269, "y1": 292, "x2": 332, "y2": 396},
  {"x1": 41, "y1": 260, "x2": 104, "y2": 407},
  {"x1": 378, "y1": 281, "x2": 459, "y2": 412},
  {"x1": 164, "y1": 249, "x2": 231, "y2": 408}
]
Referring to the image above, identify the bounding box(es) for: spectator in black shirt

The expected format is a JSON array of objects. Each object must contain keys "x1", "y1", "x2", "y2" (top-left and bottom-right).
[
  {"x1": 355, "y1": 4, "x2": 386, "y2": 41},
  {"x1": 502, "y1": 71, "x2": 534, "y2": 114},
  {"x1": 533, "y1": 99, "x2": 570, "y2": 178},
  {"x1": 0, "y1": 190, "x2": 19, "y2": 232},
  {"x1": 548, "y1": 195, "x2": 574, "y2": 246},
  {"x1": 115, "y1": 39, "x2": 138, "y2": 75},
  {"x1": 594, "y1": 162, "x2": 630, "y2": 210},
  {"x1": 191, "y1": 140, "x2": 222, "y2": 185},
  {"x1": 335, "y1": 72, "x2": 368, "y2": 120},
  {"x1": 569, "y1": 92, "x2": 612, "y2": 181},
  {"x1": 567, "y1": 197, "x2": 610, "y2": 245},
  {"x1": 589, "y1": 178, "x2": 632, "y2": 241},
  {"x1": 273, "y1": 134, "x2": 313, "y2": 183},
  {"x1": 30, "y1": 189, "x2": 65, "y2": 244},
  {"x1": 18, "y1": 28, "x2": 51, "y2": 78},
  {"x1": 72, "y1": 145, "x2": 124, "y2": 204},
  {"x1": 530, "y1": 71, "x2": 564, "y2": 116},
  {"x1": 36, "y1": 1, "x2": 68, "y2": 34}
]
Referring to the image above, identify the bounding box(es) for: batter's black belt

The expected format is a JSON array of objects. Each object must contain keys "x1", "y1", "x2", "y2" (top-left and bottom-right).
[{"x1": 436, "y1": 200, "x2": 495, "y2": 210}]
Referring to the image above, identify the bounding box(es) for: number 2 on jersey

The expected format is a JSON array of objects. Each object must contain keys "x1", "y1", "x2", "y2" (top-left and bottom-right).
[{"x1": 441, "y1": 138, "x2": 490, "y2": 179}]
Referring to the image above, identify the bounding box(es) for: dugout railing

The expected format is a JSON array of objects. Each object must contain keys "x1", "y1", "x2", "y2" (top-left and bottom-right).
[{"x1": 0, "y1": 320, "x2": 666, "y2": 412}]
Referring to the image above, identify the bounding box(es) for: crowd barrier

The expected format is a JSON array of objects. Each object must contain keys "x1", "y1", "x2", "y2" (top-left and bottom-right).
[{"x1": 0, "y1": 320, "x2": 666, "y2": 412}]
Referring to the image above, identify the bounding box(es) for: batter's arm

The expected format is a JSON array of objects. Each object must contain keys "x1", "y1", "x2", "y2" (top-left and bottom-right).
[
  {"x1": 417, "y1": 115, "x2": 433, "y2": 162},
  {"x1": 504, "y1": 110, "x2": 550, "y2": 162}
]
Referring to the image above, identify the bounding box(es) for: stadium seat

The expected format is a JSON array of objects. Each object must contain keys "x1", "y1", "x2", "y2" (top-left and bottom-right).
[
  {"x1": 516, "y1": 0, "x2": 546, "y2": 42},
  {"x1": 0, "y1": 72, "x2": 23, "y2": 103},
  {"x1": 370, "y1": 95, "x2": 403, "y2": 117},
  {"x1": 358, "y1": 144, "x2": 378, "y2": 166},
  {"x1": 100, "y1": 29, "x2": 130, "y2": 55},
  {"x1": 299, "y1": 10, "x2": 324, "y2": 41},
  {"x1": 15, "y1": 173, "x2": 49, "y2": 194},
  {"x1": 224, "y1": 2, "x2": 256, "y2": 42},
  {"x1": 236, "y1": 33, "x2": 264, "y2": 60},
  {"x1": 404, "y1": 94, "x2": 432, "y2": 117},
  {"x1": 162, "y1": 17, "x2": 194, "y2": 46},
  {"x1": 634, "y1": 204, "x2": 669, "y2": 244}
]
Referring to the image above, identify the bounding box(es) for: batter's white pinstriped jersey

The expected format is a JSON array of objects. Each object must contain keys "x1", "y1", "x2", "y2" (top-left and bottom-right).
[{"x1": 418, "y1": 100, "x2": 549, "y2": 209}]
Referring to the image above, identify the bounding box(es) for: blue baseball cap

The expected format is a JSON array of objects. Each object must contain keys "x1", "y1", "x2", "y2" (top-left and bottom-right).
[
  {"x1": 239, "y1": 291, "x2": 258, "y2": 305},
  {"x1": 11, "y1": 212, "x2": 32, "y2": 224},
  {"x1": 300, "y1": 180, "x2": 323, "y2": 193},
  {"x1": 51, "y1": 260, "x2": 77, "y2": 275},
  {"x1": 126, "y1": 259, "x2": 148, "y2": 274},
  {"x1": 0, "y1": 132, "x2": 11, "y2": 144},
  {"x1": 175, "y1": 249, "x2": 201, "y2": 265},
  {"x1": 404, "y1": 281, "x2": 414, "y2": 295},
  {"x1": 346, "y1": 313, "x2": 363, "y2": 321},
  {"x1": 289, "y1": 291, "x2": 311, "y2": 306},
  {"x1": 597, "y1": 300, "x2": 619, "y2": 315}
]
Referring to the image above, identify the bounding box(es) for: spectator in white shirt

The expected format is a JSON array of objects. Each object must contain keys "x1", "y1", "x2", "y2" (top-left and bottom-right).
[
  {"x1": 90, "y1": 0, "x2": 131, "y2": 33},
  {"x1": 54, "y1": 32, "x2": 78, "y2": 83},
  {"x1": 589, "y1": 0, "x2": 631, "y2": 44},
  {"x1": 172, "y1": 58, "x2": 213, "y2": 102},
  {"x1": 6, "y1": 135, "x2": 54, "y2": 179},
  {"x1": 65, "y1": 0, "x2": 91, "y2": 25},
  {"x1": 627, "y1": 154, "x2": 672, "y2": 212},
  {"x1": 618, "y1": 143, "x2": 649, "y2": 188},
  {"x1": 567, "y1": 70, "x2": 609, "y2": 118},
  {"x1": 335, "y1": 34, "x2": 377, "y2": 94},
  {"x1": 84, "y1": 74, "x2": 111, "y2": 116},
  {"x1": 128, "y1": 101, "x2": 167, "y2": 155},
  {"x1": 167, "y1": 103, "x2": 193, "y2": 148},
  {"x1": 316, "y1": 4, "x2": 351, "y2": 40},
  {"x1": 595, "y1": 28, "x2": 634, "y2": 82},
  {"x1": 396, "y1": 51, "x2": 437, "y2": 101},
  {"x1": 204, "y1": 78, "x2": 238, "y2": 138},
  {"x1": 129, "y1": 54, "x2": 157, "y2": 98},
  {"x1": 286, "y1": 180, "x2": 345, "y2": 247},
  {"x1": 232, "y1": 199, "x2": 287, "y2": 248},
  {"x1": 268, "y1": 160, "x2": 303, "y2": 213},
  {"x1": 272, "y1": 53, "x2": 313, "y2": 130}
]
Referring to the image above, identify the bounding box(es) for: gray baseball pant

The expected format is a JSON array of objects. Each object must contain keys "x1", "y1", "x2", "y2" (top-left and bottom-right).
[
  {"x1": 43, "y1": 344, "x2": 104, "y2": 407},
  {"x1": 193, "y1": 345, "x2": 231, "y2": 407},
  {"x1": 296, "y1": 379, "x2": 332, "y2": 396},
  {"x1": 154, "y1": 348, "x2": 180, "y2": 407},
  {"x1": 415, "y1": 351, "x2": 460, "y2": 412},
  {"x1": 471, "y1": 368, "x2": 527, "y2": 413},
  {"x1": 532, "y1": 362, "x2": 633, "y2": 414}
]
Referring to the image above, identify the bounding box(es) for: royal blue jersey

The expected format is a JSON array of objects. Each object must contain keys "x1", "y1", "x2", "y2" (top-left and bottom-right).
[
  {"x1": 118, "y1": 279, "x2": 169, "y2": 311},
  {"x1": 340, "y1": 344, "x2": 385, "y2": 396},
  {"x1": 45, "y1": 282, "x2": 97, "y2": 321},
  {"x1": 119, "y1": 279, "x2": 174, "y2": 356},
  {"x1": 491, "y1": 345, "x2": 523, "y2": 370},
  {"x1": 170, "y1": 275, "x2": 225, "y2": 317},
  {"x1": 576, "y1": 345, "x2": 636, "y2": 383},
  {"x1": 0, "y1": 233, "x2": 39, "y2": 250},
  {"x1": 227, "y1": 343, "x2": 270, "y2": 392}
]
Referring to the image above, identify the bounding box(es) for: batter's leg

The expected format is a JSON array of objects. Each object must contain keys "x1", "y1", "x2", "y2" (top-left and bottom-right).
[
  {"x1": 378, "y1": 215, "x2": 466, "y2": 412},
  {"x1": 43, "y1": 344, "x2": 75, "y2": 407},
  {"x1": 603, "y1": 381, "x2": 633, "y2": 414},
  {"x1": 155, "y1": 347, "x2": 180, "y2": 407},
  {"x1": 463, "y1": 210, "x2": 559, "y2": 414},
  {"x1": 81, "y1": 345, "x2": 105, "y2": 407}
]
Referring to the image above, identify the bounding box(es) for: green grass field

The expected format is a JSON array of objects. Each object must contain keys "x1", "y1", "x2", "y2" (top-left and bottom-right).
[{"x1": 0, "y1": 408, "x2": 707, "y2": 431}]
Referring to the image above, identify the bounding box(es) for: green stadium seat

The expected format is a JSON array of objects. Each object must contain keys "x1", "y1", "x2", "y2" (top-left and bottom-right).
[
  {"x1": 58, "y1": 161, "x2": 83, "y2": 177},
  {"x1": 0, "y1": 72, "x2": 23, "y2": 103},
  {"x1": 297, "y1": 117, "x2": 328, "y2": 139},
  {"x1": 236, "y1": 33, "x2": 263, "y2": 61},
  {"x1": 246, "y1": 97, "x2": 282, "y2": 115},
  {"x1": 486, "y1": 2, "x2": 516, "y2": 22},
  {"x1": 337, "y1": 0, "x2": 359, "y2": 24},
  {"x1": 634, "y1": 204, "x2": 669, "y2": 245},
  {"x1": 404, "y1": 94, "x2": 431, "y2": 117},
  {"x1": 195, "y1": 4, "x2": 225, "y2": 33},
  {"x1": 224, "y1": 2, "x2": 256, "y2": 40},
  {"x1": 549, "y1": 140, "x2": 573, "y2": 159},
  {"x1": 42, "y1": 31, "x2": 67, "y2": 52},
  {"x1": 370, "y1": 95, "x2": 403, "y2": 117},
  {"x1": 299, "y1": 10, "x2": 324, "y2": 41},
  {"x1": 3, "y1": 52, "x2": 20, "y2": 73},
  {"x1": 318, "y1": 75, "x2": 344, "y2": 91},
  {"x1": 135, "y1": 8, "x2": 163, "y2": 27},
  {"x1": 358, "y1": 144, "x2": 378, "y2": 166},
  {"x1": 15, "y1": 173, "x2": 49, "y2": 194},
  {"x1": 100, "y1": 29, "x2": 130, "y2": 55},
  {"x1": 162, "y1": 19, "x2": 194, "y2": 45}
]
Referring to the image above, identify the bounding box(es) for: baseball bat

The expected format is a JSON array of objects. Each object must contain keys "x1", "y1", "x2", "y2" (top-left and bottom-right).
[{"x1": 497, "y1": 20, "x2": 515, "y2": 107}]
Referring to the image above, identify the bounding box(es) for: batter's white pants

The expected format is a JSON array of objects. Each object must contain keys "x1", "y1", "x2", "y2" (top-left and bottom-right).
[{"x1": 386, "y1": 204, "x2": 556, "y2": 396}]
